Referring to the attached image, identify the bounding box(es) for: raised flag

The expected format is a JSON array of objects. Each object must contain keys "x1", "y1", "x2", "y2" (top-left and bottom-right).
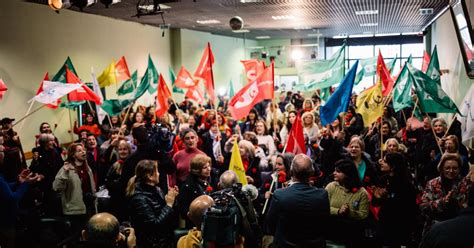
[
  {"x1": 146, "y1": 55, "x2": 159, "y2": 94},
  {"x1": 98, "y1": 60, "x2": 117, "y2": 88},
  {"x1": 457, "y1": 84, "x2": 474, "y2": 147},
  {"x1": 66, "y1": 68, "x2": 102, "y2": 105},
  {"x1": 228, "y1": 63, "x2": 274, "y2": 120},
  {"x1": 284, "y1": 114, "x2": 307, "y2": 155},
  {"x1": 354, "y1": 57, "x2": 397, "y2": 84},
  {"x1": 296, "y1": 45, "x2": 345, "y2": 90},
  {"x1": 228, "y1": 80, "x2": 235, "y2": 98},
  {"x1": 155, "y1": 74, "x2": 172, "y2": 117},
  {"x1": 421, "y1": 51, "x2": 431, "y2": 73},
  {"x1": 393, "y1": 63, "x2": 414, "y2": 112},
  {"x1": 320, "y1": 61, "x2": 358, "y2": 126},
  {"x1": 117, "y1": 70, "x2": 137, "y2": 95},
  {"x1": 29, "y1": 81, "x2": 82, "y2": 104},
  {"x1": 426, "y1": 46, "x2": 441, "y2": 85},
  {"x1": 241, "y1": 59, "x2": 266, "y2": 83},
  {"x1": 356, "y1": 81, "x2": 384, "y2": 127},
  {"x1": 409, "y1": 64, "x2": 459, "y2": 114},
  {"x1": 35, "y1": 73, "x2": 61, "y2": 108},
  {"x1": 377, "y1": 51, "x2": 395, "y2": 96},
  {"x1": 175, "y1": 66, "x2": 199, "y2": 88},
  {"x1": 101, "y1": 99, "x2": 132, "y2": 116},
  {"x1": 91, "y1": 70, "x2": 107, "y2": 124},
  {"x1": 52, "y1": 57, "x2": 78, "y2": 83},
  {"x1": 169, "y1": 67, "x2": 184, "y2": 94},
  {"x1": 185, "y1": 86, "x2": 205, "y2": 104},
  {"x1": 0, "y1": 79, "x2": 7, "y2": 100},
  {"x1": 133, "y1": 70, "x2": 150, "y2": 100},
  {"x1": 194, "y1": 42, "x2": 215, "y2": 101},
  {"x1": 115, "y1": 56, "x2": 131, "y2": 82},
  {"x1": 229, "y1": 139, "x2": 248, "y2": 185}
]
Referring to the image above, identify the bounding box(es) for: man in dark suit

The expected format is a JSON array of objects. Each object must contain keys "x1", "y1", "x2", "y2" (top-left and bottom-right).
[{"x1": 266, "y1": 154, "x2": 330, "y2": 248}]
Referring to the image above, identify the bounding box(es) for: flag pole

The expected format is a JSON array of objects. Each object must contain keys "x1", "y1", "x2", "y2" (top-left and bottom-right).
[
  {"x1": 426, "y1": 113, "x2": 444, "y2": 154},
  {"x1": 409, "y1": 97, "x2": 419, "y2": 120},
  {"x1": 442, "y1": 114, "x2": 457, "y2": 139},
  {"x1": 118, "y1": 101, "x2": 134, "y2": 136},
  {"x1": 68, "y1": 109, "x2": 74, "y2": 143},
  {"x1": 262, "y1": 172, "x2": 277, "y2": 214},
  {"x1": 54, "y1": 108, "x2": 67, "y2": 132},
  {"x1": 11, "y1": 104, "x2": 46, "y2": 128},
  {"x1": 17, "y1": 100, "x2": 35, "y2": 133}
]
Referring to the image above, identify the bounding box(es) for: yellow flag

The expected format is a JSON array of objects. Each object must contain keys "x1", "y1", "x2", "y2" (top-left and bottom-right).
[
  {"x1": 356, "y1": 81, "x2": 384, "y2": 127},
  {"x1": 98, "y1": 60, "x2": 117, "y2": 88},
  {"x1": 229, "y1": 139, "x2": 248, "y2": 185}
]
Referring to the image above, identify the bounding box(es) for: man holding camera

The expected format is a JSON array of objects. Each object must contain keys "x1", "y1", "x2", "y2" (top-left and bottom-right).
[
  {"x1": 266, "y1": 154, "x2": 330, "y2": 248},
  {"x1": 80, "y1": 212, "x2": 136, "y2": 248}
]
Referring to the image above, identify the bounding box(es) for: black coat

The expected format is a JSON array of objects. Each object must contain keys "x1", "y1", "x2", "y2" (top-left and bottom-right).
[
  {"x1": 266, "y1": 183, "x2": 330, "y2": 248},
  {"x1": 129, "y1": 183, "x2": 177, "y2": 248},
  {"x1": 420, "y1": 207, "x2": 474, "y2": 248},
  {"x1": 177, "y1": 174, "x2": 209, "y2": 228}
]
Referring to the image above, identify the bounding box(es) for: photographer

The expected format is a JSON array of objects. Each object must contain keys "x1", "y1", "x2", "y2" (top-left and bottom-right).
[
  {"x1": 201, "y1": 170, "x2": 262, "y2": 248},
  {"x1": 80, "y1": 213, "x2": 136, "y2": 248}
]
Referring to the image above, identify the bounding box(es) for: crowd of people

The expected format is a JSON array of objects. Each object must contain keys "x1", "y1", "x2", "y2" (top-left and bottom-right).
[{"x1": 1, "y1": 89, "x2": 474, "y2": 248}]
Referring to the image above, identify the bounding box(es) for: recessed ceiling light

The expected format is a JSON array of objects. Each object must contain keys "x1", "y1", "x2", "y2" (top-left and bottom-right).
[
  {"x1": 360, "y1": 23, "x2": 378, "y2": 27},
  {"x1": 402, "y1": 32, "x2": 421, "y2": 36},
  {"x1": 255, "y1": 36, "x2": 271, "y2": 39},
  {"x1": 349, "y1": 34, "x2": 374, "y2": 38},
  {"x1": 332, "y1": 35, "x2": 348, "y2": 39},
  {"x1": 375, "y1": 33, "x2": 400, "y2": 37},
  {"x1": 272, "y1": 15, "x2": 295, "y2": 20},
  {"x1": 307, "y1": 33, "x2": 322, "y2": 37},
  {"x1": 232, "y1": 29, "x2": 250, "y2": 33},
  {"x1": 196, "y1": 19, "x2": 221, "y2": 24},
  {"x1": 138, "y1": 4, "x2": 171, "y2": 11},
  {"x1": 355, "y1": 10, "x2": 378, "y2": 15}
]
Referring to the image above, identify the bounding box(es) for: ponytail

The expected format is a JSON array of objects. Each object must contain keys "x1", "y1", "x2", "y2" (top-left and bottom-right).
[{"x1": 126, "y1": 176, "x2": 137, "y2": 197}]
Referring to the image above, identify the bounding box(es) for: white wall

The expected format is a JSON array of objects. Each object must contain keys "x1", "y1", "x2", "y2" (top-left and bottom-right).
[
  {"x1": 0, "y1": 0, "x2": 172, "y2": 152},
  {"x1": 431, "y1": 10, "x2": 473, "y2": 122}
]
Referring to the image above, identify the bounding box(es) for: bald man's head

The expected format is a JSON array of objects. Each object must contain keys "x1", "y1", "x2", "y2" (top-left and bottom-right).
[
  {"x1": 218, "y1": 170, "x2": 239, "y2": 189},
  {"x1": 188, "y1": 195, "x2": 215, "y2": 229},
  {"x1": 82, "y1": 213, "x2": 120, "y2": 242},
  {"x1": 290, "y1": 154, "x2": 314, "y2": 182}
]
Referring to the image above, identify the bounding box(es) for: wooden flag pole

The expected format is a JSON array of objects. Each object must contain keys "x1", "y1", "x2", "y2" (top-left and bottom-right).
[
  {"x1": 54, "y1": 108, "x2": 67, "y2": 132},
  {"x1": 442, "y1": 114, "x2": 457, "y2": 139},
  {"x1": 68, "y1": 108, "x2": 74, "y2": 143},
  {"x1": 409, "y1": 97, "x2": 419, "y2": 121},
  {"x1": 118, "y1": 102, "x2": 134, "y2": 136},
  {"x1": 426, "y1": 113, "x2": 444, "y2": 155},
  {"x1": 11, "y1": 104, "x2": 46, "y2": 128},
  {"x1": 17, "y1": 100, "x2": 35, "y2": 133}
]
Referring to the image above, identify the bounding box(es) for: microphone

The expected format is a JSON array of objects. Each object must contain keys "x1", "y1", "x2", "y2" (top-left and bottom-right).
[{"x1": 241, "y1": 184, "x2": 258, "y2": 200}]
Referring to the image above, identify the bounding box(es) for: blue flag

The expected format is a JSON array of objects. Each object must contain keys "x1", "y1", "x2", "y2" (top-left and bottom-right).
[{"x1": 320, "y1": 60, "x2": 359, "y2": 126}]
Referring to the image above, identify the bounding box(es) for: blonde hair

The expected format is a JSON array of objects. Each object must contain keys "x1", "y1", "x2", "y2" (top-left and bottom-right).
[
  {"x1": 126, "y1": 160, "x2": 157, "y2": 197},
  {"x1": 301, "y1": 112, "x2": 315, "y2": 128},
  {"x1": 238, "y1": 139, "x2": 255, "y2": 159},
  {"x1": 190, "y1": 154, "x2": 212, "y2": 175},
  {"x1": 348, "y1": 136, "x2": 365, "y2": 151}
]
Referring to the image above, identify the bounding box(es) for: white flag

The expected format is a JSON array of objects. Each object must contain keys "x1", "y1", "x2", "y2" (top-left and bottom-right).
[
  {"x1": 29, "y1": 81, "x2": 81, "y2": 104},
  {"x1": 457, "y1": 84, "x2": 474, "y2": 147},
  {"x1": 91, "y1": 68, "x2": 107, "y2": 125}
]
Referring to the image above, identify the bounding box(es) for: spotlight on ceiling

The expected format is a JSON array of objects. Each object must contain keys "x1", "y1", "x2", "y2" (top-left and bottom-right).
[
  {"x1": 229, "y1": 16, "x2": 244, "y2": 30},
  {"x1": 48, "y1": 0, "x2": 71, "y2": 11}
]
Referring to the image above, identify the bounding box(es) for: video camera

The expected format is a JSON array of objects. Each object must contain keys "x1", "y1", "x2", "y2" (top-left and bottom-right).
[{"x1": 147, "y1": 123, "x2": 175, "y2": 153}]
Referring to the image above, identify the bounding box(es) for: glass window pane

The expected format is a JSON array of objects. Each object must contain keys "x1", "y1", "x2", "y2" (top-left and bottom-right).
[
  {"x1": 348, "y1": 45, "x2": 374, "y2": 59},
  {"x1": 375, "y1": 44, "x2": 400, "y2": 58},
  {"x1": 402, "y1": 43, "x2": 424, "y2": 57},
  {"x1": 326, "y1": 46, "x2": 341, "y2": 59}
]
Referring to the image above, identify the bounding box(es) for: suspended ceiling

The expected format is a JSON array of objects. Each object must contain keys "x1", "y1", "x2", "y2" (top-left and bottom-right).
[{"x1": 27, "y1": 0, "x2": 451, "y2": 39}]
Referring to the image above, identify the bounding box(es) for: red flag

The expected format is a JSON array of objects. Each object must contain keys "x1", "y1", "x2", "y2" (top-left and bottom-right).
[
  {"x1": 185, "y1": 86, "x2": 205, "y2": 104},
  {"x1": 194, "y1": 42, "x2": 215, "y2": 101},
  {"x1": 228, "y1": 63, "x2": 274, "y2": 120},
  {"x1": 155, "y1": 74, "x2": 172, "y2": 117},
  {"x1": 35, "y1": 72, "x2": 61, "y2": 109},
  {"x1": 66, "y1": 68, "x2": 102, "y2": 105},
  {"x1": 175, "y1": 66, "x2": 199, "y2": 88},
  {"x1": 377, "y1": 51, "x2": 394, "y2": 97},
  {"x1": 0, "y1": 78, "x2": 7, "y2": 100},
  {"x1": 284, "y1": 114, "x2": 306, "y2": 155},
  {"x1": 115, "y1": 56, "x2": 131, "y2": 82},
  {"x1": 241, "y1": 59, "x2": 266, "y2": 83},
  {"x1": 421, "y1": 51, "x2": 431, "y2": 73}
]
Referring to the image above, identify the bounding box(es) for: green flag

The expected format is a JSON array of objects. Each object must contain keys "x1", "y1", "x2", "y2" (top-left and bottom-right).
[
  {"x1": 409, "y1": 64, "x2": 459, "y2": 113},
  {"x1": 52, "y1": 57, "x2": 78, "y2": 83},
  {"x1": 393, "y1": 63, "x2": 414, "y2": 112},
  {"x1": 59, "y1": 100, "x2": 85, "y2": 109},
  {"x1": 133, "y1": 70, "x2": 150, "y2": 100},
  {"x1": 228, "y1": 80, "x2": 235, "y2": 98},
  {"x1": 354, "y1": 56, "x2": 397, "y2": 84},
  {"x1": 296, "y1": 45, "x2": 345, "y2": 90},
  {"x1": 320, "y1": 87, "x2": 331, "y2": 102},
  {"x1": 117, "y1": 70, "x2": 137, "y2": 96},
  {"x1": 170, "y1": 67, "x2": 184, "y2": 94},
  {"x1": 146, "y1": 55, "x2": 159, "y2": 94},
  {"x1": 101, "y1": 99, "x2": 132, "y2": 116},
  {"x1": 426, "y1": 46, "x2": 441, "y2": 85}
]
